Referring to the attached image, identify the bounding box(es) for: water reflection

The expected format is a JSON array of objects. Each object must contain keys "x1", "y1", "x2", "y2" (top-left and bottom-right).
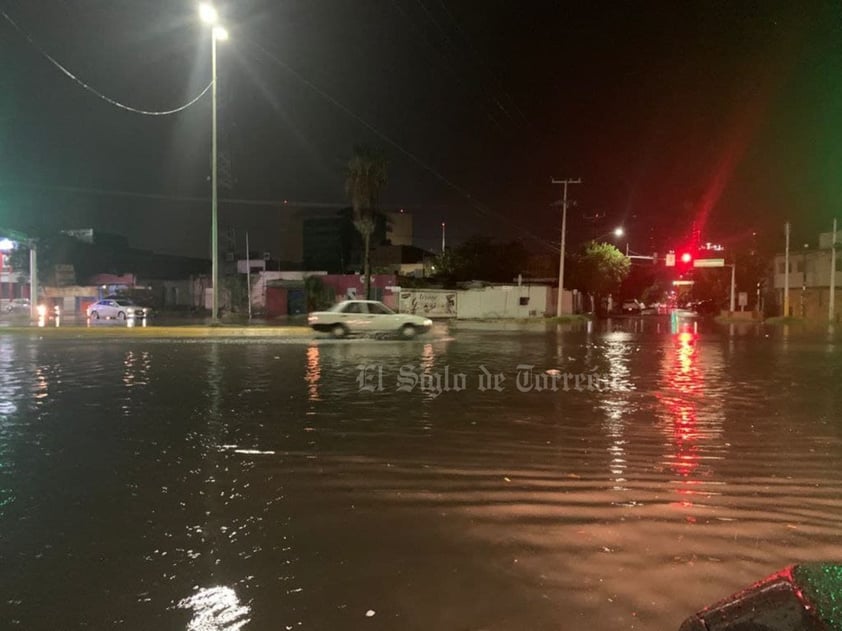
[
  {"x1": 177, "y1": 586, "x2": 250, "y2": 631},
  {"x1": 656, "y1": 330, "x2": 725, "y2": 512},
  {"x1": 598, "y1": 335, "x2": 634, "y2": 490},
  {"x1": 2, "y1": 330, "x2": 842, "y2": 630},
  {"x1": 0, "y1": 337, "x2": 18, "y2": 415},
  {"x1": 305, "y1": 344, "x2": 321, "y2": 402},
  {"x1": 420, "y1": 342, "x2": 435, "y2": 374}
]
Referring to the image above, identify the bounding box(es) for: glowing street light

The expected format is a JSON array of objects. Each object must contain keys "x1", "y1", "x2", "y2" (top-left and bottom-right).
[
  {"x1": 199, "y1": 3, "x2": 218, "y2": 24},
  {"x1": 613, "y1": 227, "x2": 624, "y2": 238},
  {"x1": 198, "y1": 4, "x2": 229, "y2": 323}
]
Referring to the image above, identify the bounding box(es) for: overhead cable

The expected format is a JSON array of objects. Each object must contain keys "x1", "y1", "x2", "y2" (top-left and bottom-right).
[{"x1": 1, "y1": 8, "x2": 212, "y2": 116}]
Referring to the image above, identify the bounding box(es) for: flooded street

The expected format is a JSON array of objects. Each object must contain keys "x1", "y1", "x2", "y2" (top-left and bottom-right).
[{"x1": 2, "y1": 322, "x2": 842, "y2": 630}]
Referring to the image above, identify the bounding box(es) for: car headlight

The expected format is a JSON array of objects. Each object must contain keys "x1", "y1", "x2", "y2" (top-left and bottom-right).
[{"x1": 423, "y1": 319, "x2": 433, "y2": 326}]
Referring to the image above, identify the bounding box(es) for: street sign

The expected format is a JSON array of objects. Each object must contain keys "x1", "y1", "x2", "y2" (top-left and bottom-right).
[
  {"x1": 738, "y1": 292, "x2": 748, "y2": 307},
  {"x1": 693, "y1": 258, "x2": 725, "y2": 268},
  {"x1": 665, "y1": 252, "x2": 676, "y2": 267}
]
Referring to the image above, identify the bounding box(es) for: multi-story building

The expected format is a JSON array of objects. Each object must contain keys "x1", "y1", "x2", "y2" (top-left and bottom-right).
[{"x1": 772, "y1": 231, "x2": 842, "y2": 320}]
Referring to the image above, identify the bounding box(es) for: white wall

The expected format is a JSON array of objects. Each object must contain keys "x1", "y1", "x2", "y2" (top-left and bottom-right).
[{"x1": 456, "y1": 285, "x2": 549, "y2": 319}]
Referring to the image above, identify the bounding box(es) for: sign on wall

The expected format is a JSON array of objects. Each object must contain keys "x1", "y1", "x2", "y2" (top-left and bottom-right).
[{"x1": 399, "y1": 290, "x2": 456, "y2": 317}]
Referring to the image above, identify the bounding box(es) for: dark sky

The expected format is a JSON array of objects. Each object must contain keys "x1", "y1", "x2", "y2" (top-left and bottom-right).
[{"x1": 1, "y1": 1, "x2": 841, "y2": 259}]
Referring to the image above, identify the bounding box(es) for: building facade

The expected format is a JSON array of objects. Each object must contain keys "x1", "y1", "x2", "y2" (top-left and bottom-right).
[{"x1": 772, "y1": 231, "x2": 842, "y2": 320}]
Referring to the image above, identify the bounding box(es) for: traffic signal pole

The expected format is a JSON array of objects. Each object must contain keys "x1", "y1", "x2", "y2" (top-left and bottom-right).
[
  {"x1": 730, "y1": 263, "x2": 736, "y2": 312},
  {"x1": 830, "y1": 218, "x2": 837, "y2": 324},
  {"x1": 784, "y1": 222, "x2": 791, "y2": 317}
]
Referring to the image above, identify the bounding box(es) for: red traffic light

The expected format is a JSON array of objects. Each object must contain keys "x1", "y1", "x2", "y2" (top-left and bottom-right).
[{"x1": 680, "y1": 252, "x2": 692, "y2": 264}]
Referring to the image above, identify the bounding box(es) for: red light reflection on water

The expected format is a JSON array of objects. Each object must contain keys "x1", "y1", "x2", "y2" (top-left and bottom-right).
[
  {"x1": 306, "y1": 345, "x2": 321, "y2": 402},
  {"x1": 657, "y1": 330, "x2": 703, "y2": 513}
]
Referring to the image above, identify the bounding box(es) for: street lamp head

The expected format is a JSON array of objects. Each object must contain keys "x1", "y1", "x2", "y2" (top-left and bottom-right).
[
  {"x1": 213, "y1": 25, "x2": 229, "y2": 41},
  {"x1": 613, "y1": 227, "x2": 624, "y2": 238},
  {"x1": 0, "y1": 238, "x2": 15, "y2": 251},
  {"x1": 199, "y1": 3, "x2": 218, "y2": 24}
]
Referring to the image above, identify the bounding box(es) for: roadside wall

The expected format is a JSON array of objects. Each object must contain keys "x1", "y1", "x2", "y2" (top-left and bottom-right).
[
  {"x1": 456, "y1": 285, "x2": 549, "y2": 319},
  {"x1": 397, "y1": 285, "x2": 560, "y2": 319},
  {"x1": 399, "y1": 289, "x2": 457, "y2": 317}
]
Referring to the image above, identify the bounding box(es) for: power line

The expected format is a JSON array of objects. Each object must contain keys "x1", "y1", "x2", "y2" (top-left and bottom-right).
[
  {"x1": 434, "y1": 0, "x2": 527, "y2": 123},
  {"x1": 0, "y1": 8, "x2": 212, "y2": 116},
  {"x1": 247, "y1": 41, "x2": 560, "y2": 254},
  {"x1": 0, "y1": 181, "x2": 431, "y2": 211}
]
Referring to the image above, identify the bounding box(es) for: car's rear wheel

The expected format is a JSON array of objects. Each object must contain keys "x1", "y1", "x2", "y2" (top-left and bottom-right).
[
  {"x1": 400, "y1": 324, "x2": 417, "y2": 339},
  {"x1": 331, "y1": 324, "x2": 348, "y2": 338},
  {"x1": 117, "y1": 311, "x2": 126, "y2": 320},
  {"x1": 90, "y1": 311, "x2": 99, "y2": 320}
]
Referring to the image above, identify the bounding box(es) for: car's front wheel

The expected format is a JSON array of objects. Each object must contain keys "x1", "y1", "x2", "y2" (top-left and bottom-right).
[
  {"x1": 400, "y1": 324, "x2": 417, "y2": 339},
  {"x1": 331, "y1": 324, "x2": 348, "y2": 338},
  {"x1": 90, "y1": 311, "x2": 99, "y2": 320}
]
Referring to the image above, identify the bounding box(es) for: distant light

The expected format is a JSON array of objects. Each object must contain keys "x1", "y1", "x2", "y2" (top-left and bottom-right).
[
  {"x1": 283, "y1": 200, "x2": 288, "y2": 205},
  {"x1": 681, "y1": 252, "x2": 692, "y2": 264},
  {"x1": 0, "y1": 238, "x2": 14, "y2": 251},
  {"x1": 442, "y1": 222, "x2": 446, "y2": 227},
  {"x1": 613, "y1": 227, "x2": 624, "y2": 238},
  {"x1": 199, "y1": 3, "x2": 218, "y2": 24},
  {"x1": 213, "y1": 25, "x2": 229, "y2": 41}
]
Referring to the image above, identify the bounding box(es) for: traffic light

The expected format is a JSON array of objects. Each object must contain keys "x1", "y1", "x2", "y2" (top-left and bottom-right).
[{"x1": 680, "y1": 252, "x2": 692, "y2": 265}]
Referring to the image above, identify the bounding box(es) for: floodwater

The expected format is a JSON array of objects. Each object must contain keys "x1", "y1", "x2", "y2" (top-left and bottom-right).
[{"x1": 1, "y1": 321, "x2": 842, "y2": 630}]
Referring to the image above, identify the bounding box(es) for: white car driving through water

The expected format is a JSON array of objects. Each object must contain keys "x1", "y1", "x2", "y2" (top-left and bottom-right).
[{"x1": 308, "y1": 300, "x2": 432, "y2": 338}]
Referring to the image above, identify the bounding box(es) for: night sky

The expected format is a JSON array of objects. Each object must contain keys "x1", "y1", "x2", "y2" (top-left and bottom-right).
[{"x1": 1, "y1": 1, "x2": 841, "y2": 259}]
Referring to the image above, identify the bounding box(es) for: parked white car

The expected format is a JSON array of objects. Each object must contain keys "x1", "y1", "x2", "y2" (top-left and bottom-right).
[
  {"x1": 5, "y1": 298, "x2": 31, "y2": 313},
  {"x1": 308, "y1": 300, "x2": 432, "y2": 338},
  {"x1": 87, "y1": 298, "x2": 149, "y2": 321}
]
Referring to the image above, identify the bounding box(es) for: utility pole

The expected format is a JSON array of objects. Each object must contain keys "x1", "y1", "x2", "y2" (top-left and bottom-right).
[
  {"x1": 441, "y1": 222, "x2": 446, "y2": 254},
  {"x1": 784, "y1": 222, "x2": 790, "y2": 317},
  {"x1": 551, "y1": 177, "x2": 581, "y2": 316},
  {"x1": 830, "y1": 218, "x2": 837, "y2": 324}
]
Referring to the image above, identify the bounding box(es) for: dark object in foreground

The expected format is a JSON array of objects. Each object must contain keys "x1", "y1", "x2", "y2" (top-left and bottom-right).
[{"x1": 679, "y1": 564, "x2": 842, "y2": 630}]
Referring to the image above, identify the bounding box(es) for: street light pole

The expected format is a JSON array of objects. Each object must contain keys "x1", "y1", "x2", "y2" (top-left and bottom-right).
[
  {"x1": 200, "y1": 4, "x2": 228, "y2": 323},
  {"x1": 29, "y1": 244, "x2": 37, "y2": 321},
  {"x1": 211, "y1": 26, "x2": 219, "y2": 322},
  {"x1": 551, "y1": 177, "x2": 581, "y2": 316}
]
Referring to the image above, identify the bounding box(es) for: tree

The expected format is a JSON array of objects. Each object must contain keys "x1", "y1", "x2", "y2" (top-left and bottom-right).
[
  {"x1": 345, "y1": 146, "x2": 387, "y2": 299},
  {"x1": 430, "y1": 236, "x2": 530, "y2": 283},
  {"x1": 569, "y1": 241, "x2": 631, "y2": 310}
]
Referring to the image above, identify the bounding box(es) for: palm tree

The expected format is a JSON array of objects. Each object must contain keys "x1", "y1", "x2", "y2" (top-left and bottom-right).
[{"x1": 345, "y1": 145, "x2": 387, "y2": 299}]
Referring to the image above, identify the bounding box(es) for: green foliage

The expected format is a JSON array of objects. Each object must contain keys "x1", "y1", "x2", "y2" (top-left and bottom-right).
[
  {"x1": 345, "y1": 145, "x2": 387, "y2": 235},
  {"x1": 345, "y1": 145, "x2": 388, "y2": 298},
  {"x1": 569, "y1": 241, "x2": 630, "y2": 295}
]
